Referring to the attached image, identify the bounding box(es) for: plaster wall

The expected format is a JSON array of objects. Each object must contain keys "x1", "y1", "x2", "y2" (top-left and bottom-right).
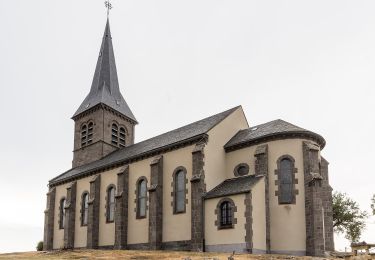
[
  {"x1": 267, "y1": 139, "x2": 317, "y2": 253},
  {"x1": 225, "y1": 145, "x2": 257, "y2": 179},
  {"x1": 162, "y1": 145, "x2": 194, "y2": 242},
  {"x1": 74, "y1": 176, "x2": 91, "y2": 248},
  {"x1": 53, "y1": 183, "x2": 69, "y2": 249},
  {"x1": 252, "y1": 178, "x2": 266, "y2": 251},
  {"x1": 98, "y1": 168, "x2": 118, "y2": 246},
  {"x1": 204, "y1": 194, "x2": 246, "y2": 246},
  {"x1": 127, "y1": 158, "x2": 152, "y2": 244},
  {"x1": 205, "y1": 107, "x2": 248, "y2": 191}
]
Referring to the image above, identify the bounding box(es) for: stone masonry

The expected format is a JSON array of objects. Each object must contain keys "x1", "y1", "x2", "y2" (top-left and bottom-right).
[
  {"x1": 64, "y1": 182, "x2": 77, "y2": 249},
  {"x1": 254, "y1": 144, "x2": 270, "y2": 253},
  {"x1": 114, "y1": 166, "x2": 129, "y2": 249},
  {"x1": 72, "y1": 106, "x2": 136, "y2": 168},
  {"x1": 148, "y1": 156, "x2": 164, "y2": 250},
  {"x1": 320, "y1": 157, "x2": 335, "y2": 251},
  {"x1": 191, "y1": 142, "x2": 206, "y2": 252},
  {"x1": 244, "y1": 192, "x2": 253, "y2": 253},
  {"x1": 87, "y1": 174, "x2": 101, "y2": 249},
  {"x1": 43, "y1": 187, "x2": 56, "y2": 250},
  {"x1": 303, "y1": 142, "x2": 326, "y2": 257}
]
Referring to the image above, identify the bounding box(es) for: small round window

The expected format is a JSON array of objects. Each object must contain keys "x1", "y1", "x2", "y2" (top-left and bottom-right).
[{"x1": 234, "y1": 163, "x2": 249, "y2": 177}]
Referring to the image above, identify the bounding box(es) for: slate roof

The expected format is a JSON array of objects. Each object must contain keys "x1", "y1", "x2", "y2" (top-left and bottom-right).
[
  {"x1": 72, "y1": 19, "x2": 137, "y2": 122},
  {"x1": 204, "y1": 175, "x2": 263, "y2": 199},
  {"x1": 50, "y1": 106, "x2": 240, "y2": 186},
  {"x1": 224, "y1": 119, "x2": 325, "y2": 151}
]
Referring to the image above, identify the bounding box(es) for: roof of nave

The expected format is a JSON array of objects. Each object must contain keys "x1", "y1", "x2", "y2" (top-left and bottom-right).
[
  {"x1": 224, "y1": 119, "x2": 326, "y2": 152},
  {"x1": 204, "y1": 175, "x2": 263, "y2": 199},
  {"x1": 49, "y1": 106, "x2": 241, "y2": 186}
]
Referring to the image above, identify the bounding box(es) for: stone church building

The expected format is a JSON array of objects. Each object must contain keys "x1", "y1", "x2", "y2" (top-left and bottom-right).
[{"x1": 43, "y1": 19, "x2": 334, "y2": 256}]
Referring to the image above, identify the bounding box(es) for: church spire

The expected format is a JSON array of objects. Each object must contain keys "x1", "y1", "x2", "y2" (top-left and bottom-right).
[{"x1": 72, "y1": 18, "x2": 137, "y2": 123}]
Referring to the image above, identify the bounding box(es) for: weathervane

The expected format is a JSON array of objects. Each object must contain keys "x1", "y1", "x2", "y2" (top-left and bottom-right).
[{"x1": 105, "y1": 1, "x2": 113, "y2": 17}]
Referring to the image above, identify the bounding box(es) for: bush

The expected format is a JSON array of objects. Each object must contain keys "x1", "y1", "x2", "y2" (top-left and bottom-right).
[{"x1": 36, "y1": 241, "x2": 43, "y2": 251}]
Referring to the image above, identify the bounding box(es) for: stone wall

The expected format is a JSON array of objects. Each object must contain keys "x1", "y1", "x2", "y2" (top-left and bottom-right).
[
  {"x1": 43, "y1": 188, "x2": 56, "y2": 250},
  {"x1": 303, "y1": 142, "x2": 334, "y2": 256},
  {"x1": 114, "y1": 166, "x2": 129, "y2": 249},
  {"x1": 87, "y1": 175, "x2": 101, "y2": 249},
  {"x1": 64, "y1": 182, "x2": 77, "y2": 249},
  {"x1": 190, "y1": 142, "x2": 206, "y2": 251},
  {"x1": 148, "y1": 156, "x2": 163, "y2": 250}
]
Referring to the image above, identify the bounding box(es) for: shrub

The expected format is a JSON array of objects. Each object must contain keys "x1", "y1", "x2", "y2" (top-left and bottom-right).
[{"x1": 36, "y1": 241, "x2": 43, "y2": 251}]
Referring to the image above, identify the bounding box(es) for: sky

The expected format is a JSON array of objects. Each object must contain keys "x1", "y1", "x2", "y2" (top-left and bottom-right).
[{"x1": 0, "y1": 0, "x2": 374, "y2": 254}]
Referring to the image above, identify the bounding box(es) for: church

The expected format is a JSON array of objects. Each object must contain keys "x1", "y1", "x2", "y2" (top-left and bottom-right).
[{"x1": 43, "y1": 18, "x2": 334, "y2": 256}]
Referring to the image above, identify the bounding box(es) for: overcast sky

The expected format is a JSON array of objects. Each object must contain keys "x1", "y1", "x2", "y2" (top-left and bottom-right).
[{"x1": 0, "y1": 0, "x2": 374, "y2": 253}]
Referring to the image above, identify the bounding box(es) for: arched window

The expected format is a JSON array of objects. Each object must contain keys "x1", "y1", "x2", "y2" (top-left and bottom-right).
[
  {"x1": 137, "y1": 178, "x2": 147, "y2": 218},
  {"x1": 81, "y1": 192, "x2": 89, "y2": 226},
  {"x1": 111, "y1": 124, "x2": 118, "y2": 146},
  {"x1": 59, "y1": 198, "x2": 66, "y2": 229},
  {"x1": 87, "y1": 122, "x2": 93, "y2": 145},
  {"x1": 119, "y1": 127, "x2": 126, "y2": 147},
  {"x1": 174, "y1": 169, "x2": 186, "y2": 214},
  {"x1": 106, "y1": 186, "x2": 116, "y2": 223},
  {"x1": 220, "y1": 201, "x2": 232, "y2": 227},
  {"x1": 215, "y1": 198, "x2": 236, "y2": 230},
  {"x1": 279, "y1": 157, "x2": 294, "y2": 204},
  {"x1": 81, "y1": 125, "x2": 87, "y2": 147},
  {"x1": 81, "y1": 122, "x2": 94, "y2": 147}
]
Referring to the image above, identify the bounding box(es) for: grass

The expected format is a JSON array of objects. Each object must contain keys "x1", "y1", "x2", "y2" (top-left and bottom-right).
[{"x1": 0, "y1": 250, "x2": 340, "y2": 260}]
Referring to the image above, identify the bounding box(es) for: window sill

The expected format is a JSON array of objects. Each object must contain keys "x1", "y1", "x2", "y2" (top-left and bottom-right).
[
  {"x1": 173, "y1": 210, "x2": 186, "y2": 215},
  {"x1": 218, "y1": 225, "x2": 234, "y2": 230}
]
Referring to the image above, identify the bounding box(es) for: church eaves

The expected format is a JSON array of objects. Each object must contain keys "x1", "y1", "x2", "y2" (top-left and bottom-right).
[{"x1": 72, "y1": 19, "x2": 137, "y2": 122}]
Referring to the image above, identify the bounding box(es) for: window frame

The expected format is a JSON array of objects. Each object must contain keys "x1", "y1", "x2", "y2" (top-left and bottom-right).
[
  {"x1": 80, "y1": 121, "x2": 94, "y2": 148},
  {"x1": 172, "y1": 167, "x2": 187, "y2": 214},
  {"x1": 111, "y1": 123, "x2": 119, "y2": 146},
  {"x1": 81, "y1": 192, "x2": 89, "y2": 226},
  {"x1": 275, "y1": 155, "x2": 298, "y2": 205},
  {"x1": 136, "y1": 177, "x2": 148, "y2": 219},
  {"x1": 106, "y1": 185, "x2": 116, "y2": 223},
  {"x1": 59, "y1": 197, "x2": 66, "y2": 229},
  {"x1": 215, "y1": 198, "x2": 237, "y2": 230}
]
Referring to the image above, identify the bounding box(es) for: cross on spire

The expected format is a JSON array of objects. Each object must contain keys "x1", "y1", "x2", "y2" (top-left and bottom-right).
[{"x1": 105, "y1": 1, "x2": 112, "y2": 17}]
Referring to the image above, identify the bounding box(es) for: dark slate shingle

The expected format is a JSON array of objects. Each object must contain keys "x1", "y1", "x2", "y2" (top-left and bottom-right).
[
  {"x1": 204, "y1": 175, "x2": 263, "y2": 199},
  {"x1": 72, "y1": 19, "x2": 136, "y2": 122},
  {"x1": 50, "y1": 106, "x2": 240, "y2": 185},
  {"x1": 224, "y1": 119, "x2": 325, "y2": 150}
]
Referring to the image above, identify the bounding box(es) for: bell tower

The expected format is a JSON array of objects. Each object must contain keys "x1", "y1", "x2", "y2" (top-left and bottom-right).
[{"x1": 71, "y1": 19, "x2": 137, "y2": 168}]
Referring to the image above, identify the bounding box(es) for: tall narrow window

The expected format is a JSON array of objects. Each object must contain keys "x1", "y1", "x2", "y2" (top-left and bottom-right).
[
  {"x1": 106, "y1": 186, "x2": 116, "y2": 223},
  {"x1": 220, "y1": 201, "x2": 232, "y2": 227},
  {"x1": 119, "y1": 127, "x2": 126, "y2": 147},
  {"x1": 111, "y1": 124, "x2": 118, "y2": 146},
  {"x1": 216, "y1": 198, "x2": 236, "y2": 229},
  {"x1": 81, "y1": 192, "x2": 89, "y2": 226},
  {"x1": 87, "y1": 122, "x2": 93, "y2": 145},
  {"x1": 174, "y1": 170, "x2": 186, "y2": 213},
  {"x1": 81, "y1": 125, "x2": 87, "y2": 147},
  {"x1": 59, "y1": 198, "x2": 66, "y2": 229},
  {"x1": 279, "y1": 158, "x2": 294, "y2": 204},
  {"x1": 137, "y1": 179, "x2": 147, "y2": 218}
]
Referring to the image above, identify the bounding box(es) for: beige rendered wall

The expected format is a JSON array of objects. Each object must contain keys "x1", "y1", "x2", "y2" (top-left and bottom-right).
[
  {"x1": 162, "y1": 145, "x2": 194, "y2": 242},
  {"x1": 251, "y1": 178, "x2": 266, "y2": 251},
  {"x1": 267, "y1": 139, "x2": 317, "y2": 253},
  {"x1": 205, "y1": 107, "x2": 249, "y2": 191},
  {"x1": 98, "y1": 167, "x2": 119, "y2": 246},
  {"x1": 127, "y1": 158, "x2": 153, "y2": 245},
  {"x1": 225, "y1": 146, "x2": 257, "y2": 179},
  {"x1": 204, "y1": 194, "x2": 246, "y2": 246},
  {"x1": 74, "y1": 176, "x2": 91, "y2": 248},
  {"x1": 53, "y1": 183, "x2": 69, "y2": 249}
]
